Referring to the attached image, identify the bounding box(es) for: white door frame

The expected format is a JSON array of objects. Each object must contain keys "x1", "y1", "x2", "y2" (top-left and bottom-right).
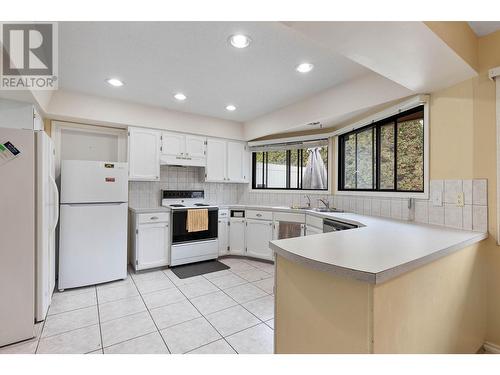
[{"x1": 489, "y1": 67, "x2": 500, "y2": 244}]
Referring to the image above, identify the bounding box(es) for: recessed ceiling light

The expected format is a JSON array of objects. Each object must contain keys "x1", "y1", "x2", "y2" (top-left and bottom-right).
[
  {"x1": 296, "y1": 63, "x2": 314, "y2": 73},
  {"x1": 229, "y1": 34, "x2": 251, "y2": 49},
  {"x1": 106, "y1": 78, "x2": 124, "y2": 87},
  {"x1": 174, "y1": 93, "x2": 187, "y2": 101},
  {"x1": 226, "y1": 104, "x2": 236, "y2": 112}
]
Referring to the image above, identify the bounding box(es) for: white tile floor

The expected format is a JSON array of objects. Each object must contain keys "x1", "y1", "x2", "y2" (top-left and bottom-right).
[{"x1": 0, "y1": 257, "x2": 275, "y2": 354}]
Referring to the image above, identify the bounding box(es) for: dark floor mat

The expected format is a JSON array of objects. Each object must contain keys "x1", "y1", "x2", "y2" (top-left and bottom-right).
[{"x1": 170, "y1": 260, "x2": 230, "y2": 279}]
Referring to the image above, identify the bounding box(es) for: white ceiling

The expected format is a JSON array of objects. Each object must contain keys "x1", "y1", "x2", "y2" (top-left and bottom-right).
[
  {"x1": 468, "y1": 21, "x2": 500, "y2": 37},
  {"x1": 288, "y1": 22, "x2": 477, "y2": 93},
  {"x1": 58, "y1": 22, "x2": 369, "y2": 122}
]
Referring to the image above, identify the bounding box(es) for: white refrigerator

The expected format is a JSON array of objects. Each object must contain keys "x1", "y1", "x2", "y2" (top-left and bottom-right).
[
  {"x1": 0, "y1": 100, "x2": 58, "y2": 347},
  {"x1": 58, "y1": 160, "x2": 128, "y2": 290}
]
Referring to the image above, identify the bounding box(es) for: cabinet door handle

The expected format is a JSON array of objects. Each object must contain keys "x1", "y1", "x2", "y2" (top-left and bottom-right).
[
  {"x1": 256, "y1": 213, "x2": 262, "y2": 217},
  {"x1": 150, "y1": 216, "x2": 159, "y2": 220}
]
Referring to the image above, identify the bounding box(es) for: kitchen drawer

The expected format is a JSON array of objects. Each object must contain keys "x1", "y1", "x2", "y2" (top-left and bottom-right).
[
  {"x1": 138, "y1": 212, "x2": 170, "y2": 224},
  {"x1": 306, "y1": 214, "x2": 323, "y2": 229},
  {"x1": 246, "y1": 209, "x2": 273, "y2": 221},
  {"x1": 218, "y1": 209, "x2": 229, "y2": 219},
  {"x1": 273, "y1": 211, "x2": 305, "y2": 223}
]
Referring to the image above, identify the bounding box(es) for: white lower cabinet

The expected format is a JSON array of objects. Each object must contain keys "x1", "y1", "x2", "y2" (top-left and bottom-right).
[
  {"x1": 245, "y1": 218, "x2": 274, "y2": 260},
  {"x1": 218, "y1": 218, "x2": 229, "y2": 256},
  {"x1": 229, "y1": 218, "x2": 246, "y2": 255},
  {"x1": 130, "y1": 211, "x2": 170, "y2": 271},
  {"x1": 306, "y1": 225, "x2": 323, "y2": 236}
]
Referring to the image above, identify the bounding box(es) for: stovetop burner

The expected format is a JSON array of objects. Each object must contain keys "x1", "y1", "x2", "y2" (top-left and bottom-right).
[
  {"x1": 194, "y1": 203, "x2": 210, "y2": 207},
  {"x1": 169, "y1": 204, "x2": 185, "y2": 207}
]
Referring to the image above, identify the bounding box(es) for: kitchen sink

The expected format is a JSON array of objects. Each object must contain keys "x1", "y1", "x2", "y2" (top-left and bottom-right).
[
  {"x1": 312, "y1": 207, "x2": 344, "y2": 213},
  {"x1": 289, "y1": 205, "x2": 344, "y2": 213}
]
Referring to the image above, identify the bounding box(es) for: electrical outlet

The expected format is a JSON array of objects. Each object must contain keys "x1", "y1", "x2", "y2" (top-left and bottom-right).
[
  {"x1": 431, "y1": 190, "x2": 443, "y2": 206},
  {"x1": 457, "y1": 192, "x2": 465, "y2": 207}
]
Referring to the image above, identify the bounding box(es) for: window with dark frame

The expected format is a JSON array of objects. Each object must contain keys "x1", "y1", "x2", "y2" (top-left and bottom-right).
[
  {"x1": 338, "y1": 105, "x2": 425, "y2": 193},
  {"x1": 252, "y1": 144, "x2": 328, "y2": 190}
]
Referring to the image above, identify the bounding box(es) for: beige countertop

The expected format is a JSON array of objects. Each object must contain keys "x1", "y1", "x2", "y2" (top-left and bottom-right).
[
  {"x1": 128, "y1": 206, "x2": 171, "y2": 214},
  {"x1": 128, "y1": 203, "x2": 487, "y2": 284},
  {"x1": 268, "y1": 211, "x2": 487, "y2": 284}
]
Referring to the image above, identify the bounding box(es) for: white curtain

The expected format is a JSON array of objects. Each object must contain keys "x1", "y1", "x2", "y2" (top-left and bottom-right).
[{"x1": 303, "y1": 147, "x2": 327, "y2": 189}]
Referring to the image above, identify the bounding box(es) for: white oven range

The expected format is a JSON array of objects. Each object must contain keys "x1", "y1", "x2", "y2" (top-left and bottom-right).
[{"x1": 161, "y1": 190, "x2": 219, "y2": 266}]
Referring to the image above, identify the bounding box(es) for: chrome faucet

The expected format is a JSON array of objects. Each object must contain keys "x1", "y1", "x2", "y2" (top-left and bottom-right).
[
  {"x1": 304, "y1": 195, "x2": 311, "y2": 208},
  {"x1": 318, "y1": 198, "x2": 330, "y2": 209}
]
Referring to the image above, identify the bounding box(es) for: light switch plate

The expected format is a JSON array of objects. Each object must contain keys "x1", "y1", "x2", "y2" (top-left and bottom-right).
[
  {"x1": 431, "y1": 190, "x2": 443, "y2": 206},
  {"x1": 457, "y1": 192, "x2": 465, "y2": 207}
]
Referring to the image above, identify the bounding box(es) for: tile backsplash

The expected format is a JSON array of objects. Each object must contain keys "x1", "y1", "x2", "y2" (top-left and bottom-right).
[
  {"x1": 129, "y1": 168, "x2": 488, "y2": 233},
  {"x1": 129, "y1": 165, "x2": 244, "y2": 208},
  {"x1": 413, "y1": 179, "x2": 488, "y2": 232}
]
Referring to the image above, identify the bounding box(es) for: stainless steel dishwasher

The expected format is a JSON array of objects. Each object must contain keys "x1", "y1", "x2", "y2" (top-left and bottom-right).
[{"x1": 323, "y1": 218, "x2": 358, "y2": 232}]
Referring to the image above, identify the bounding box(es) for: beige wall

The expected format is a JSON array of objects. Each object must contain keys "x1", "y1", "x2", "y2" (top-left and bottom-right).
[
  {"x1": 477, "y1": 30, "x2": 500, "y2": 347},
  {"x1": 428, "y1": 27, "x2": 500, "y2": 346},
  {"x1": 373, "y1": 243, "x2": 486, "y2": 353},
  {"x1": 275, "y1": 255, "x2": 373, "y2": 353},
  {"x1": 424, "y1": 22, "x2": 479, "y2": 72},
  {"x1": 276, "y1": 242, "x2": 485, "y2": 353},
  {"x1": 272, "y1": 24, "x2": 500, "y2": 348},
  {"x1": 44, "y1": 89, "x2": 245, "y2": 141},
  {"x1": 429, "y1": 79, "x2": 475, "y2": 179}
]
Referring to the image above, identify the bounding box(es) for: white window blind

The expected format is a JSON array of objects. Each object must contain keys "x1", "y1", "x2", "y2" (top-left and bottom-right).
[{"x1": 249, "y1": 138, "x2": 328, "y2": 152}]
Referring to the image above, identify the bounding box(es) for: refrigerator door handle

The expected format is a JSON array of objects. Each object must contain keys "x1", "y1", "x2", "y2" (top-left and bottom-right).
[
  {"x1": 50, "y1": 177, "x2": 59, "y2": 232},
  {"x1": 63, "y1": 202, "x2": 126, "y2": 207}
]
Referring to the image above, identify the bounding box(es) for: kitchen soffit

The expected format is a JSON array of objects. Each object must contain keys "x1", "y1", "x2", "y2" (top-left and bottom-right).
[
  {"x1": 58, "y1": 21, "x2": 369, "y2": 122},
  {"x1": 468, "y1": 21, "x2": 500, "y2": 37}
]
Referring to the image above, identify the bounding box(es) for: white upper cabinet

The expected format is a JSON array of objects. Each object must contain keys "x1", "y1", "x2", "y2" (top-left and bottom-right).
[
  {"x1": 206, "y1": 138, "x2": 249, "y2": 183},
  {"x1": 161, "y1": 132, "x2": 184, "y2": 158},
  {"x1": 185, "y1": 135, "x2": 206, "y2": 160},
  {"x1": 128, "y1": 128, "x2": 247, "y2": 182},
  {"x1": 206, "y1": 138, "x2": 227, "y2": 182},
  {"x1": 161, "y1": 132, "x2": 206, "y2": 167},
  {"x1": 227, "y1": 141, "x2": 248, "y2": 183},
  {"x1": 128, "y1": 127, "x2": 161, "y2": 181}
]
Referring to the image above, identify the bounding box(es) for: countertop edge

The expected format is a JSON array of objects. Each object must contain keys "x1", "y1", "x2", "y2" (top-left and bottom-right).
[
  {"x1": 128, "y1": 206, "x2": 171, "y2": 213},
  {"x1": 270, "y1": 242, "x2": 377, "y2": 284},
  {"x1": 270, "y1": 231, "x2": 488, "y2": 285},
  {"x1": 374, "y1": 231, "x2": 488, "y2": 284}
]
